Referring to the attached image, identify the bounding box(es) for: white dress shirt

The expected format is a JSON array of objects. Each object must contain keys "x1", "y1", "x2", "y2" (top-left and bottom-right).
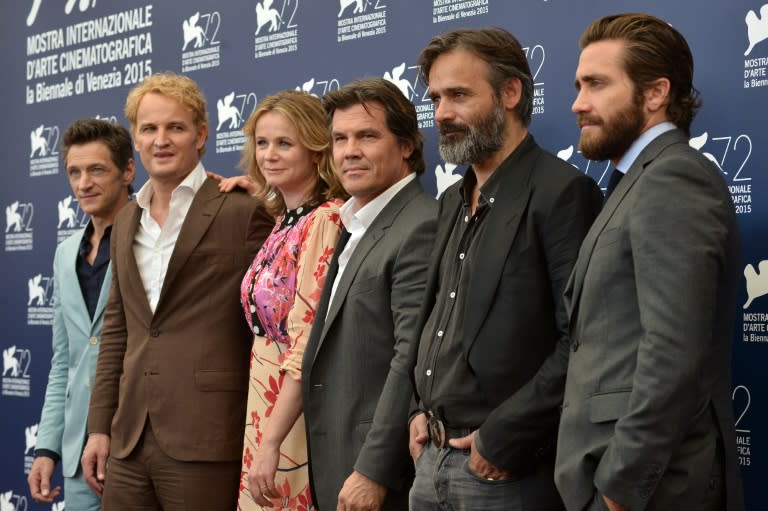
[
  {"x1": 133, "y1": 163, "x2": 207, "y2": 313},
  {"x1": 327, "y1": 173, "x2": 416, "y2": 314}
]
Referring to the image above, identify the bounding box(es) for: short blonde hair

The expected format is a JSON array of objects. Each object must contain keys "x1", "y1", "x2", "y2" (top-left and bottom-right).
[
  {"x1": 239, "y1": 90, "x2": 348, "y2": 216},
  {"x1": 124, "y1": 72, "x2": 209, "y2": 156}
]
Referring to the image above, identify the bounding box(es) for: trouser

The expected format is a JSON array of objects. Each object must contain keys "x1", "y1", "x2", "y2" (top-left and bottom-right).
[
  {"x1": 64, "y1": 466, "x2": 101, "y2": 511},
  {"x1": 101, "y1": 420, "x2": 241, "y2": 511},
  {"x1": 409, "y1": 441, "x2": 564, "y2": 511}
]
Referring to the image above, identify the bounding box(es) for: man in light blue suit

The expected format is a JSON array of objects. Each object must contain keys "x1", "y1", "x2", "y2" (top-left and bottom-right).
[{"x1": 27, "y1": 118, "x2": 135, "y2": 510}]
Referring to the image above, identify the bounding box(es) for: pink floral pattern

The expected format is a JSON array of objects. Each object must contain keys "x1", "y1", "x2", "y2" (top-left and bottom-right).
[{"x1": 237, "y1": 200, "x2": 343, "y2": 511}]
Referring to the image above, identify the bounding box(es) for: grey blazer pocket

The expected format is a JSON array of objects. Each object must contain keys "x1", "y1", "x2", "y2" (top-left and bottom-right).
[
  {"x1": 348, "y1": 275, "x2": 379, "y2": 297},
  {"x1": 356, "y1": 419, "x2": 373, "y2": 444},
  {"x1": 589, "y1": 390, "x2": 631, "y2": 423},
  {"x1": 593, "y1": 227, "x2": 622, "y2": 251},
  {"x1": 194, "y1": 370, "x2": 246, "y2": 392}
]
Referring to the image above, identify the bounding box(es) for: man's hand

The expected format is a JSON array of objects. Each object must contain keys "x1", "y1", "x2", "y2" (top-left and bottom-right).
[
  {"x1": 28, "y1": 456, "x2": 61, "y2": 503},
  {"x1": 603, "y1": 494, "x2": 629, "y2": 511},
  {"x1": 448, "y1": 431, "x2": 513, "y2": 481},
  {"x1": 408, "y1": 413, "x2": 428, "y2": 465},
  {"x1": 336, "y1": 471, "x2": 386, "y2": 511},
  {"x1": 81, "y1": 433, "x2": 110, "y2": 495}
]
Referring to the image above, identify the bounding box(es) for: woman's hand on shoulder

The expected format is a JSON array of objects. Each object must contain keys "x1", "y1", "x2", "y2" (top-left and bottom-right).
[{"x1": 207, "y1": 171, "x2": 260, "y2": 195}]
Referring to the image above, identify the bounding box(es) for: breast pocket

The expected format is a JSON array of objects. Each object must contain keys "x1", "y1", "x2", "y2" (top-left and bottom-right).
[{"x1": 593, "y1": 227, "x2": 623, "y2": 253}]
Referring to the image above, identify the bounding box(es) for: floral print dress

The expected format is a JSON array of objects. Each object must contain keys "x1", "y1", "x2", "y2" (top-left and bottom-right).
[{"x1": 237, "y1": 199, "x2": 343, "y2": 511}]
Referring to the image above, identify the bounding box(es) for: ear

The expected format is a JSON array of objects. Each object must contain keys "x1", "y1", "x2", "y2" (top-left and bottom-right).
[
  {"x1": 400, "y1": 139, "x2": 414, "y2": 161},
  {"x1": 122, "y1": 158, "x2": 136, "y2": 186},
  {"x1": 643, "y1": 77, "x2": 670, "y2": 114},
  {"x1": 500, "y1": 76, "x2": 522, "y2": 111},
  {"x1": 196, "y1": 123, "x2": 209, "y2": 151}
]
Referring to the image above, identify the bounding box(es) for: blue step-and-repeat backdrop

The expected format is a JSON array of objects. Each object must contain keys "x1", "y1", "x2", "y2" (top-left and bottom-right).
[{"x1": 1, "y1": 0, "x2": 767, "y2": 509}]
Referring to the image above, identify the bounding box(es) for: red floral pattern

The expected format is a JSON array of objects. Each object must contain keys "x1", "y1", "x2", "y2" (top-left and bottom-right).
[{"x1": 238, "y1": 200, "x2": 343, "y2": 511}]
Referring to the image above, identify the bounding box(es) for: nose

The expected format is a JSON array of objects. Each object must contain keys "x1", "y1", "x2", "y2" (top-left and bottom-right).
[
  {"x1": 77, "y1": 171, "x2": 93, "y2": 190},
  {"x1": 153, "y1": 127, "x2": 170, "y2": 147},
  {"x1": 342, "y1": 137, "x2": 361, "y2": 159},
  {"x1": 433, "y1": 99, "x2": 453, "y2": 124},
  {"x1": 572, "y1": 89, "x2": 588, "y2": 114},
  {"x1": 264, "y1": 142, "x2": 279, "y2": 160}
]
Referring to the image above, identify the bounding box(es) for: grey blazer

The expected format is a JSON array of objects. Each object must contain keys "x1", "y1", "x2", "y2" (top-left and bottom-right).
[
  {"x1": 301, "y1": 178, "x2": 437, "y2": 511},
  {"x1": 555, "y1": 129, "x2": 745, "y2": 511}
]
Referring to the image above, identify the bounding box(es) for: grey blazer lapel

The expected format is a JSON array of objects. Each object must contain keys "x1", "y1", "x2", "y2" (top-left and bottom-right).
[
  {"x1": 316, "y1": 179, "x2": 422, "y2": 355},
  {"x1": 567, "y1": 129, "x2": 686, "y2": 328}
]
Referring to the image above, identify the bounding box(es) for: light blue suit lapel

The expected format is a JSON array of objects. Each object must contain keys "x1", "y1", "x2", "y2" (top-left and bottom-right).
[
  {"x1": 90, "y1": 264, "x2": 112, "y2": 332},
  {"x1": 57, "y1": 229, "x2": 91, "y2": 337}
]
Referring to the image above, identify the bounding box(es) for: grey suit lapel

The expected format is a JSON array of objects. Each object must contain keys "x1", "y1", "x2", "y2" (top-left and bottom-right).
[
  {"x1": 314, "y1": 179, "x2": 422, "y2": 358},
  {"x1": 567, "y1": 129, "x2": 687, "y2": 327}
]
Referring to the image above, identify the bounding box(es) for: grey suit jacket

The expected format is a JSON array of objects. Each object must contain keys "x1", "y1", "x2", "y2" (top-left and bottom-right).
[
  {"x1": 36, "y1": 227, "x2": 111, "y2": 477},
  {"x1": 555, "y1": 129, "x2": 745, "y2": 511},
  {"x1": 302, "y1": 178, "x2": 437, "y2": 511}
]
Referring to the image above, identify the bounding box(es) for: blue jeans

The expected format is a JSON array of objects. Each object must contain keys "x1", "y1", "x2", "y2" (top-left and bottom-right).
[{"x1": 409, "y1": 442, "x2": 564, "y2": 511}]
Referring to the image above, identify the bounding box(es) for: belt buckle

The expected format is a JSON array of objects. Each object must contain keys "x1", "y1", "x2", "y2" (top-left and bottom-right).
[{"x1": 427, "y1": 413, "x2": 446, "y2": 449}]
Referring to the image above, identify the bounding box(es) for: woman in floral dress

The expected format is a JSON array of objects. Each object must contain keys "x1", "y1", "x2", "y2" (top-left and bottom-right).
[{"x1": 220, "y1": 90, "x2": 347, "y2": 511}]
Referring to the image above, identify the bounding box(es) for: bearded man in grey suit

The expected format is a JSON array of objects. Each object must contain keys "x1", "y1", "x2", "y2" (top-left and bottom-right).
[
  {"x1": 555, "y1": 13, "x2": 745, "y2": 511},
  {"x1": 301, "y1": 78, "x2": 437, "y2": 511}
]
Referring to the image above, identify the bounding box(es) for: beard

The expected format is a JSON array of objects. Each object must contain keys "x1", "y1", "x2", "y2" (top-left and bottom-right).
[
  {"x1": 438, "y1": 99, "x2": 506, "y2": 165},
  {"x1": 578, "y1": 94, "x2": 645, "y2": 162}
]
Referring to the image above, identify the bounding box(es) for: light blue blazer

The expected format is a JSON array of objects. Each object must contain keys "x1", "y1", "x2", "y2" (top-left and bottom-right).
[{"x1": 35, "y1": 228, "x2": 111, "y2": 477}]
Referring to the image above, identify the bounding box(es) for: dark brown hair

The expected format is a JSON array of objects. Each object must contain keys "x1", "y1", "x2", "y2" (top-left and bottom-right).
[
  {"x1": 418, "y1": 26, "x2": 534, "y2": 126},
  {"x1": 62, "y1": 118, "x2": 135, "y2": 194},
  {"x1": 579, "y1": 13, "x2": 701, "y2": 134},
  {"x1": 322, "y1": 78, "x2": 425, "y2": 175}
]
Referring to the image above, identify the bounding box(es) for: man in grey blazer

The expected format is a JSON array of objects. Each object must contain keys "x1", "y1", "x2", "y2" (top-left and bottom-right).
[
  {"x1": 301, "y1": 78, "x2": 437, "y2": 511},
  {"x1": 28, "y1": 118, "x2": 135, "y2": 510},
  {"x1": 555, "y1": 13, "x2": 744, "y2": 511}
]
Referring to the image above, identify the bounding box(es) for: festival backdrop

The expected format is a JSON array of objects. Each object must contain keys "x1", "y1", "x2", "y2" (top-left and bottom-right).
[{"x1": 1, "y1": 0, "x2": 766, "y2": 509}]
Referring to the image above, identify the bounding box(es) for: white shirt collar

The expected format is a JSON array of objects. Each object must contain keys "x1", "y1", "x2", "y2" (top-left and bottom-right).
[
  {"x1": 135, "y1": 161, "x2": 207, "y2": 210},
  {"x1": 339, "y1": 173, "x2": 416, "y2": 230}
]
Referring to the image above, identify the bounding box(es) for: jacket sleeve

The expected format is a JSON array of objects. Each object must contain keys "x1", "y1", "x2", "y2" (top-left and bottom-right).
[
  {"x1": 353, "y1": 198, "x2": 438, "y2": 489},
  {"x1": 35, "y1": 244, "x2": 69, "y2": 456}
]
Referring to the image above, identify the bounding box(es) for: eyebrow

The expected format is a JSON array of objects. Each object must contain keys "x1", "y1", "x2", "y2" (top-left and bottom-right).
[{"x1": 574, "y1": 73, "x2": 605, "y2": 89}]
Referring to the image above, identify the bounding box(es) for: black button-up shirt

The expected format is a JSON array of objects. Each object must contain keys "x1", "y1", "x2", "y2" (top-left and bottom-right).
[
  {"x1": 76, "y1": 222, "x2": 112, "y2": 320},
  {"x1": 414, "y1": 164, "x2": 506, "y2": 428}
]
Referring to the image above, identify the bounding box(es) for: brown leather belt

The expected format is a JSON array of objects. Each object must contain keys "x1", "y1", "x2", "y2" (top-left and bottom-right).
[{"x1": 427, "y1": 413, "x2": 475, "y2": 449}]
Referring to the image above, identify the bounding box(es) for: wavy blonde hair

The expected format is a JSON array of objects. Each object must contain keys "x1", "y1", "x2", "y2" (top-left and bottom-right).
[
  {"x1": 239, "y1": 90, "x2": 347, "y2": 216},
  {"x1": 124, "y1": 72, "x2": 209, "y2": 156}
]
